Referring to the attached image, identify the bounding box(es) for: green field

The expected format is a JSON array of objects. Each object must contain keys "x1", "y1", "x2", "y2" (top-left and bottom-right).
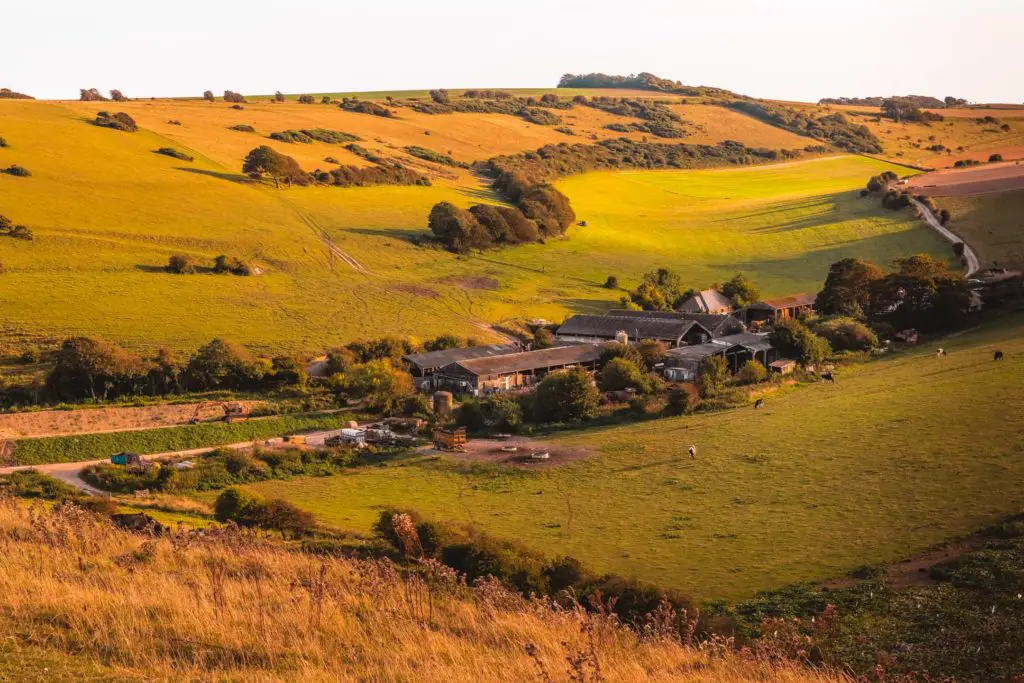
[
  {"x1": 0, "y1": 97, "x2": 948, "y2": 356},
  {"x1": 939, "y1": 188, "x2": 1024, "y2": 270},
  {"x1": 229, "y1": 315, "x2": 1024, "y2": 600}
]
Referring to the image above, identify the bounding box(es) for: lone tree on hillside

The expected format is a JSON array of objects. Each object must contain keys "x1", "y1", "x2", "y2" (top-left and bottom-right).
[
  {"x1": 429, "y1": 89, "x2": 449, "y2": 104},
  {"x1": 203, "y1": 90, "x2": 215, "y2": 102},
  {"x1": 274, "y1": 91, "x2": 285, "y2": 102},
  {"x1": 79, "y1": 88, "x2": 107, "y2": 102},
  {"x1": 110, "y1": 89, "x2": 127, "y2": 102},
  {"x1": 242, "y1": 146, "x2": 306, "y2": 188}
]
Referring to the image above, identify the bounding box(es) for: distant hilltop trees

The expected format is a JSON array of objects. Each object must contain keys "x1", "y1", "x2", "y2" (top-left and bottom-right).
[
  {"x1": 557, "y1": 71, "x2": 740, "y2": 98},
  {"x1": 819, "y1": 94, "x2": 969, "y2": 109},
  {"x1": 0, "y1": 88, "x2": 33, "y2": 100}
]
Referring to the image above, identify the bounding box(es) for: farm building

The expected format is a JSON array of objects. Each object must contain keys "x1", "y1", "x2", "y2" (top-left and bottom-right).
[
  {"x1": 434, "y1": 344, "x2": 602, "y2": 393},
  {"x1": 677, "y1": 289, "x2": 734, "y2": 315},
  {"x1": 664, "y1": 332, "x2": 776, "y2": 379},
  {"x1": 555, "y1": 315, "x2": 712, "y2": 347},
  {"x1": 404, "y1": 344, "x2": 520, "y2": 390},
  {"x1": 769, "y1": 359, "x2": 797, "y2": 375},
  {"x1": 604, "y1": 309, "x2": 745, "y2": 338},
  {"x1": 741, "y1": 293, "x2": 816, "y2": 325}
]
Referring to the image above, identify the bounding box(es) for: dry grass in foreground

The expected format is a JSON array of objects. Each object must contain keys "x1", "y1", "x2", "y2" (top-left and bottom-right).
[{"x1": 0, "y1": 498, "x2": 845, "y2": 682}]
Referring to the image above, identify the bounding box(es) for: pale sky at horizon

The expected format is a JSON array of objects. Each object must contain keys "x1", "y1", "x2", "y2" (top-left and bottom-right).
[{"x1": 5, "y1": 0, "x2": 1022, "y2": 103}]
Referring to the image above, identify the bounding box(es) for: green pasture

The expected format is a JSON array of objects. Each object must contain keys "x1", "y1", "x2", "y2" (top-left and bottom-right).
[
  {"x1": 230, "y1": 316, "x2": 1024, "y2": 600},
  {"x1": 0, "y1": 99, "x2": 949, "y2": 356}
]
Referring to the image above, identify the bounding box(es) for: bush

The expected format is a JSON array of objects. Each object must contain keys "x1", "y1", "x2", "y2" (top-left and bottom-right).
[
  {"x1": 93, "y1": 111, "x2": 137, "y2": 132},
  {"x1": 403, "y1": 145, "x2": 468, "y2": 168},
  {"x1": 223, "y1": 90, "x2": 245, "y2": 103},
  {"x1": 297, "y1": 95, "x2": 315, "y2": 104},
  {"x1": 274, "y1": 91, "x2": 285, "y2": 103},
  {"x1": 665, "y1": 384, "x2": 700, "y2": 416},
  {"x1": 335, "y1": 360, "x2": 413, "y2": 414},
  {"x1": 110, "y1": 89, "x2": 127, "y2": 102},
  {"x1": 79, "y1": 88, "x2": 107, "y2": 101},
  {"x1": 737, "y1": 360, "x2": 767, "y2": 385},
  {"x1": 166, "y1": 254, "x2": 197, "y2": 274},
  {"x1": 598, "y1": 357, "x2": 646, "y2": 392},
  {"x1": 269, "y1": 129, "x2": 360, "y2": 144},
  {"x1": 429, "y1": 89, "x2": 449, "y2": 104},
  {"x1": 155, "y1": 147, "x2": 194, "y2": 162},
  {"x1": 214, "y1": 487, "x2": 264, "y2": 525},
  {"x1": 814, "y1": 317, "x2": 878, "y2": 351},
  {"x1": 720, "y1": 272, "x2": 760, "y2": 307},
  {"x1": 213, "y1": 255, "x2": 251, "y2": 276},
  {"x1": 603, "y1": 275, "x2": 619, "y2": 289},
  {"x1": 229, "y1": 124, "x2": 255, "y2": 133},
  {"x1": 203, "y1": 90, "x2": 215, "y2": 102},
  {"x1": 3, "y1": 165, "x2": 31, "y2": 177},
  {"x1": 184, "y1": 339, "x2": 268, "y2": 391},
  {"x1": 989, "y1": 153, "x2": 1004, "y2": 163},
  {"x1": 769, "y1": 318, "x2": 831, "y2": 366},
  {"x1": 0, "y1": 136, "x2": 8, "y2": 148},
  {"x1": 696, "y1": 356, "x2": 728, "y2": 397}
]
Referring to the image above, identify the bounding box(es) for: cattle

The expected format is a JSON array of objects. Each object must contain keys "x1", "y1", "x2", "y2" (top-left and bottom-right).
[
  {"x1": 994, "y1": 350, "x2": 1004, "y2": 361},
  {"x1": 936, "y1": 348, "x2": 947, "y2": 357},
  {"x1": 821, "y1": 372, "x2": 835, "y2": 383},
  {"x1": 688, "y1": 444, "x2": 697, "y2": 459},
  {"x1": 754, "y1": 398, "x2": 765, "y2": 409}
]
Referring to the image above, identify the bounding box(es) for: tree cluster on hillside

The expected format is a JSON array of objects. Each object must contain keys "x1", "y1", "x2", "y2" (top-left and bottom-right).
[
  {"x1": 819, "y1": 94, "x2": 946, "y2": 109},
  {"x1": 109, "y1": 89, "x2": 127, "y2": 102},
  {"x1": 92, "y1": 111, "x2": 138, "y2": 132},
  {"x1": 297, "y1": 94, "x2": 315, "y2": 104},
  {"x1": 243, "y1": 142, "x2": 427, "y2": 191},
  {"x1": 0, "y1": 87, "x2": 33, "y2": 99},
  {"x1": 557, "y1": 71, "x2": 741, "y2": 99},
  {"x1": 881, "y1": 97, "x2": 945, "y2": 123},
  {"x1": 427, "y1": 183, "x2": 574, "y2": 252},
  {"x1": 0, "y1": 214, "x2": 33, "y2": 240},
  {"x1": 242, "y1": 146, "x2": 308, "y2": 188},
  {"x1": 484, "y1": 139, "x2": 804, "y2": 197},
  {"x1": 404, "y1": 95, "x2": 566, "y2": 126},
  {"x1": 44, "y1": 337, "x2": 306, "y2": 401},
  {"x1": 79, "y1": 88, "x2": 107, "y2": 102},
  {"x1": 339, "y1": 98, "x2": 395, "y2": 118},
  {"x1": 269, "y1": 128, "x2": 361, "y2": 144},
  {"x1": 223, "y1": 90, "x2": 245, "y2": 103},
  {"x1": 729, "y1": 101, "x2": 882, "y2": 153},
  {"x1": 816, "y1": 254, "x2": 970, "y2": 332},
  {"x1": 463, "y1": 89, "x2": 513, "y2": 99},
  {"x1": 588, "y1": 97, "x2": 686, "y2": 138}
]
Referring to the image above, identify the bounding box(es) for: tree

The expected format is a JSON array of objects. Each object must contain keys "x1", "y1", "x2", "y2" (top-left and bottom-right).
[
  {"x1": 535, "y1": 367, "x2": 600, "y2": 423},
  {"x1": 598, "y1": 342, "x2": 644, "y2": 368},
  {"x1": 274, "y1": 91, "x2": 285, "y2": 102},
  {"x1": 259, "y1": 498, "x2": 316, "y2": 538},
  {"x1": 110, "y1": 89, "x2": 127, "y2": 102},
  {"x1": 720, "y1": 272, "x2": 760, "y2": 308},
  {"x1": 815, "y1": 258, "x2": 885, "y2": 317},
  {"x1": 166, "y1": 254, "x2": 196, "y2": 274},
  {"x1": 214, "y1": 488, "x2": 265, "y2": 526},
  {"x1": 629, "y1": 267, "x2": 683, "y2": 311},
  {"x1": 223, "y1": 90, "x2": 245, "y2": 103},
  {"x1": 696, "y1": 356, "x2": 728, "y2": 397},
  {"x1": 603, "y1": 275, "x2": 619, "y2": 289},
  {"x1": 242, "y1": 146, "x2": 307, "y2": 188},
  {"x1": 429, "y1": 89, "x2": 450, "y2": 104},
  {"x1": 737, "y1": 360, "x2": 767, "y2": 385},
  {"x1": 634, "y1": 339, "x2": 669, "y2": 371},
  {"x1": 203, "y1": 90, "x2": 215, "y2": 102},
  {"x1": 297, "y1": 94, "x2": 315, "y2": 104},
  {"x1": 533, "y1": 327, "x2": 554, "y2": 349},
  {"x1": 185, "y1": 339, "x2": 265, "y2": 390},
  {"x1": 79, "y1": 88, "x2": 106, "y2": 101},
  {"x1": 337, "y1": 360, "x2": 413, "y2": 414},
  {"x1": 45, "y1": 337, "x2": 144, "y2": 400},
  {"x1": 989, "y1": 153, "x2": 1004, "y2": 163},
  {"x1": 428, "y1": 201, "x2": 491, "y2": 252},
  {"x1": 598, "y1": 357, "x2": 645, "y2": 392},
  {"x1": 813, "y1": 317, "x2": 878, "y2": 351},
  {"x1": 271, "y1": 355, "x2": 307, "y2": 386}
]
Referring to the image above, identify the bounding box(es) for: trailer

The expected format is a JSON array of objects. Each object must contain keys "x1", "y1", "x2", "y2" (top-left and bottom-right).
[
  {"x1": 432, "y1": 427, "x2": 467, "y2": 452},
  {"x1": 110, "y1": 452, "x2": 144, "y2": 467}
]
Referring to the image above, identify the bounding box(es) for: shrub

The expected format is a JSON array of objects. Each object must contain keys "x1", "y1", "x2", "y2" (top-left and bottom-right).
[
  {"x1": 229, "y1": 124, "x2": 255, "y2": 133},
  {"x1": 429, "y1": 89, "x2": 449, "y2": 104},
  {"x1": 603, "y1": 275, "x2": 619, "y2": 289},
  {"x1": 989, "y1": 153, "x2": 1004, "y2": 163},
  {"x1": 339, "y1": 100, "x2": 395, "y2": 118},
  {"x1": 110, "y1": 89, "x2": 127, "y2": 102},
  {"x1": 45, "y1": 337, "x2": 145, "y2": 400},
  {"x1": 598, "y1": 357, "x2": 645, "y2": 392},
  {"x1": 155, "y1": 147, "x2": 194, "y2": 162},
  {"x1": 166, "y1": 254, "x2": 197, "y2": 274},
  {"x1": 0, "y1": 136, "x2": 8, "y2": 147},
  {"x1": 721, "y1": 272, "x2": 760, "y2": 308},
  {"x1": 814, "y1": 317, "x2": 878, "y2": 351},
  {"x1": 3, "y1": 165, "x2": 31, "y2": 177},
  {"x1": 185, "y1": 339, "x2": 266, "y2": 391},
  {"x1": 297, "y1": 95, "x2": 315, "y2": 104},
  {"x1": 737, "y1": 360, "x2": 767, "y2": 385},
  {"x1": 696, "y1": 356, "x2": 728, "y2": 397},
  {"x1": 321, "y1": 95, "x2": 332, "y2": 104},
  {"x1": 335, "y1": 360, "x2": 413, "y2": 414},
  {"x1": 270, "y1": 355, "x2": 307, "y2": 386},
  {"x1": 665, "y1": 384, "x2": 700, "y2": 416},
  {"x1": 770, "y1": 318, "x2": 831, "y2": 366},
  {"x1": 214, "y1": 487, "x2": 264, "y2": 525},
  {"x1": 223, "y1": 90, "x2": 245, "y2": 103},
  {"x1": 269, "y1": 128, "x2": 360, "y2": 144},
  {"x1": 403, "y1": 145, "x2": 468, "y2": 168},
  {"x1": 274, "y1": 91, "x2": 285, "y2": 102},
  {"x1": 213, "y1": 255, "x2": 251, "y2": 275},
  {"x1": 203, "y1": 90, "x2": 214, "y2": 102},
  {"x1": 93, "y1": 111, "x2": 138, "y2": 132}
]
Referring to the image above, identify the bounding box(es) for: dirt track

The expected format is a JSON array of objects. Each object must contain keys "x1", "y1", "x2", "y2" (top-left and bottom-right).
[
  {"x1": 908, "y1": 161, "x2": 1024, "y2": 196},
  {"x1": 419, "y1": 437, "x2": 591, "y2": 467}
]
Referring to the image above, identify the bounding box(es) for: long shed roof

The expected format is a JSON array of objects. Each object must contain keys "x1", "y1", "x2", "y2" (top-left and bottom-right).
[
  {"x1": 557, "y1": 315, "x2": 709, "y2": 342},
  {"x1": 404, "y1": 344, "x2": 519, "y2": 371},
  {"x1": 604, "y1": 309, "x2": 744, "y2": 337},
  {"x1": 452, "y1": 344, "x2": 602, "y2": 377}
]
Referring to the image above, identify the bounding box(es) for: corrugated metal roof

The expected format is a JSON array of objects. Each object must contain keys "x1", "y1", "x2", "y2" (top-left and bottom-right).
[
  {"x1": 404, "y1": 344, "x2": 520, "y2": 370},
  {"x1": 665, "y1": 343, "x2": 725, "y2": 362},
  {"x1": 557, "y1": 315, "x2": 707, "y2": 342},
  {"x1": 712, "y1": 333, "x2": 774, "y2": 353},
  {"x1": 452, "y1": 344, "x2": 602, "y2": 377},
  {"x1": 605, "y1": 310, "x2": 744, "y2": 338},
  {"x1": 757, "y1": 293, "x2": 817, "y2": 310},
  {"x1": 678, "y1": 289, "x2": 734, "y2": 314}
]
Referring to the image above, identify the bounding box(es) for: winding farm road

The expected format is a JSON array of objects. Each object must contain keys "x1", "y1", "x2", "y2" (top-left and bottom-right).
[{"x1": 910, "y1": 198, "x2": 981, "y2": 276}]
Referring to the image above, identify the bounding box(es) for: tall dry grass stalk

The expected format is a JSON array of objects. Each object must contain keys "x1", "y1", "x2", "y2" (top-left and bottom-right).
[{"x1": 0, "y1": 497, "x2": 848, "y2": 681}]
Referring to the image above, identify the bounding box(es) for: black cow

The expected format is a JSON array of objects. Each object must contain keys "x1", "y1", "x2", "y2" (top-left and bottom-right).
[
  {"x1": 821, "y1": 372, "x2": 835, "y2": 383},
  {"x1": 994, "y1": 350, "x2": 1004, "y2": 361},
  {"x1": 754, "y1": 398, "x2": 765, "y2": 409}
]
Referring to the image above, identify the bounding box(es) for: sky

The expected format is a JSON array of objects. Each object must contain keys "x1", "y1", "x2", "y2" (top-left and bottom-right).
[{"x1": 5, "y1": 0, "x2": 1022, "y2": 103}]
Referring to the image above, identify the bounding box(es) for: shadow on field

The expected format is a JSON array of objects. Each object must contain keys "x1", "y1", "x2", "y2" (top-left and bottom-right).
[
  {"x1": 455, "y1": 185, "x2": 507, "y2": 203},
  {"x1": 347, "y1": 227, "x2": 424, "y2": 241},
  {"x1": 175, "y1": 167, "x2": 252, "y2": 184}
]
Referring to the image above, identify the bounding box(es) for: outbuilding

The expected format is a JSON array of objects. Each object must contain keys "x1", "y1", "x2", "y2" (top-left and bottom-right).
[
  {"x1": 404, "y1": 344, "x2": 520, "y2": 390},
  {"x1": 555, "y1": 315, "x2": 711, "y2": 347},
  {"x1": 434, "y1": 344, "x2": 602, "y2": 393}
]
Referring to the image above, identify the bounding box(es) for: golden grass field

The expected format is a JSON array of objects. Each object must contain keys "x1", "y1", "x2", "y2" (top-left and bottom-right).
[
  {"x1": 0, "y1": 500, "x2": 844, "y2": 682},
  {"x1": 938, "y1": 188, "x2": 1024, "y2": 270},
  {"x1": 0, "y1": 96, "x2": 948, "y2": 357}
]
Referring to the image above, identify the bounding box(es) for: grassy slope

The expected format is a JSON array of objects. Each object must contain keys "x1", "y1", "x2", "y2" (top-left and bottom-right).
[
  {"x1": 939, "y1": 188, "x2": 1024, "y2": 270},
  {"x1": 1, "y1": 99, "x2": 946, "y2": 355},
  {"x1": 232, "y1": 315, "x2": 1024, "y2": 601}
]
